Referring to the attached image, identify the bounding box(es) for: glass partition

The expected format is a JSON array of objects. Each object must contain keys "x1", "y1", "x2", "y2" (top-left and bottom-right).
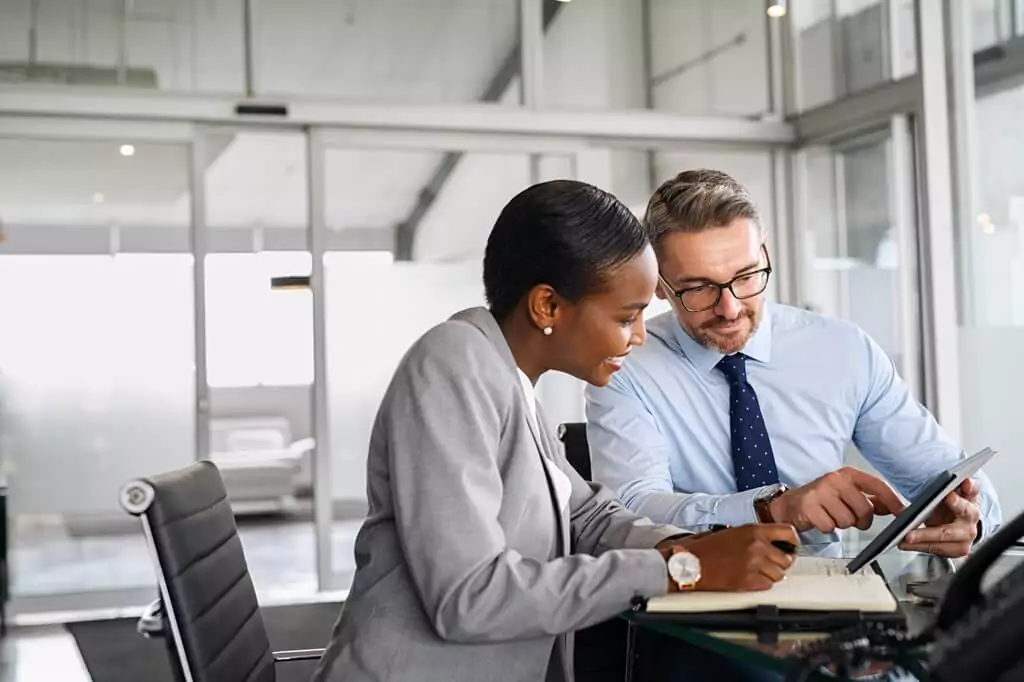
[
  {"x1": 790, "y1": 0, "x2": 917, "y2": 112},
  {"x1": 0, "y1": 133, "x2": 195, "y2": 599},
  {"x1": 0, "y1": 0, "x2": 245, "y2": 93},
  {"x1": 317, "y1": 142, "x2": 577, "y2": 588}
]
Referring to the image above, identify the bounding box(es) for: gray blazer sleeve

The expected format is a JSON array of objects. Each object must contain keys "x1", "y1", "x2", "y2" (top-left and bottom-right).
[
  {"x1": 383, "y1": 323, "x2": 672, "y2": 644},
  {"x1": 559, "y1": 454, "x2": 692, "y2": 557}
]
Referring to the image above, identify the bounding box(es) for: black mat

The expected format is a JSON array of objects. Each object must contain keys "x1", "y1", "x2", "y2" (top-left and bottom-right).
[{"x1": 66, "y1": 602, "x2": 341, "y2": 682}]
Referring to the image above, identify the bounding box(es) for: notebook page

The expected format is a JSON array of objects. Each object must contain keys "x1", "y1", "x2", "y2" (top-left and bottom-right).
[{"x1": 645, "y1": 574, "x2": 897, "y2": 613}]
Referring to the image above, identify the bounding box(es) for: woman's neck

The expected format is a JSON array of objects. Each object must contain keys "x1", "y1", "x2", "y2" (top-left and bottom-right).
[{"x1": 498, "y1": 308, "x2": 546, "y2": 385}]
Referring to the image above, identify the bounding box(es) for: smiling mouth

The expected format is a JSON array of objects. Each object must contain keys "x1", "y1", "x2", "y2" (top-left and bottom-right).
[{"x1": 605, "y1": 354, "x2": 629, "y2": 368}]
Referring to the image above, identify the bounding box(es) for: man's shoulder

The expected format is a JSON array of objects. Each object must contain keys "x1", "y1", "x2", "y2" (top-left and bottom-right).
[
  {"x1": 627, "y1": 310, "x2": 682, "y2": 367},
  {"x1": 771, "y1": 303, "x2": 868, "y2": 344}
]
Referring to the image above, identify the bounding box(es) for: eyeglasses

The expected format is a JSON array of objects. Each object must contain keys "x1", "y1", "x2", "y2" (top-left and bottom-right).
[{"x1": 660, "y1": 247, "x2": 772, "y2": 313}]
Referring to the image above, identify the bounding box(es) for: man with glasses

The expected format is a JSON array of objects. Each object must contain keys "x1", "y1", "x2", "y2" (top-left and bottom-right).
[{"x1": 585, "y1": 169, "x2": 1000, "y2": 558}]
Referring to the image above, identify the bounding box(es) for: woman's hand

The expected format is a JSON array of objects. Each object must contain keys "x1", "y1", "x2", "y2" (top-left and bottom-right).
[{"x1": 662, "y1": 524, "x2": 799, "y2": 592}]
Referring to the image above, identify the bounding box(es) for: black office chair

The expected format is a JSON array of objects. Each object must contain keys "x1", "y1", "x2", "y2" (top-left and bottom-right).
[
  {"x1": 557, "y1": 422, "x2": 592, "y2": 481},
  {"x1": 120, "y1": 460, "x2": 324, "y2": 682}
]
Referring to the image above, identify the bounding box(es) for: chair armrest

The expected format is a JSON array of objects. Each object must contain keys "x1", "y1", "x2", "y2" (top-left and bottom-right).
[
  {"x1": 272, "y1": 648, "x2": 325, "y2": 663},
  {"x1": 286, "y1": 437, "x2": 316, "y2": 458},
  {"x1": 137, "y1": 598, "x2": 166, "y2": 638}
]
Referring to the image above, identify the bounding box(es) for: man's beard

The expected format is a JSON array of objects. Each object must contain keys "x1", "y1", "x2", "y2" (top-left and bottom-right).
[{"x1": 691, "y1": 308, "x2": 760, "y2": 354}]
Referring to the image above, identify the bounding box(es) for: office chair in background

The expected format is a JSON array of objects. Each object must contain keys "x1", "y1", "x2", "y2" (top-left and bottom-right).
[
  {"x1": 557, "y1": 422, "x2": 592, "y2": 481},
  {"x1": 120, "y1": 461, "x2": 324, "y2": 682}
]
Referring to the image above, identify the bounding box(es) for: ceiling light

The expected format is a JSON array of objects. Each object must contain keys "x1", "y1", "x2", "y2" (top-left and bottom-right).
[
  {"x1": 92, "y1": 192, "x2": 105, "y2": 204},
  {"x1": 767, "y1": 2, "x2": 787, "y2": 18},
  {"x1": 555, "y1": 0, "x2": 572, "y2": 3},
  {"x1": 119, "y1": 144, "x2": 135, "y2": 157}
]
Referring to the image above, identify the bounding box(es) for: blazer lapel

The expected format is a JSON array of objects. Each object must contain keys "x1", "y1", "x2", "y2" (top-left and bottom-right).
[{"x1": 450, "y1": 307, "x2": 570, "y2": 556}]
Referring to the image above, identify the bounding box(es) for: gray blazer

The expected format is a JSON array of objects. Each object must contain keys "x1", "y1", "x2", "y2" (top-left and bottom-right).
[{"x1": 312, "y1": 307, "x2": 687, "y2": 682}]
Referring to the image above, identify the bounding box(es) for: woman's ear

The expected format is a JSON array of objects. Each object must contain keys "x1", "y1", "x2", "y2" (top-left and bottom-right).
[{"x1": 526, "y1": 284, "x2": 558, "y2": 332}]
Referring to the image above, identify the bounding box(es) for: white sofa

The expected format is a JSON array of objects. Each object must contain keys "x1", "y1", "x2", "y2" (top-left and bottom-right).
[{"x1": 208, "y1": 417, "x2": 314, "y2": 515}]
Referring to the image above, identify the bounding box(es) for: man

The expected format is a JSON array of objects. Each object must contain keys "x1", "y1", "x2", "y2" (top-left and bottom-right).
[{"x1": 586, "y1": 169, "x2": 1000, "y2": 556}]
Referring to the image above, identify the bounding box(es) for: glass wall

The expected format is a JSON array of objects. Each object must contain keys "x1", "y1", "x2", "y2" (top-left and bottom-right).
[
  {"x1": 543, "y1": 0, "x2": 769, "y2": 117},
  {"x1": 0, "y1": 0, "x2": 245, "y2": 92},
  {"x1": 200, "y1": 129, "x2": 318, "y2": 599},
  {"x1": 957, "y1": 78, "x2": 1024, "y2": 521},
  {"x1": 796, "y1": 127, "x2": 919, "y2": 386},
  {"x1": 0, "y1": 134, "x2": 195, "y2": 598},
  {"x1": 790, "y1": 0, "x2": 916, "y2": 112},
  {"x1": 319, "y1": 144, "x2": 579, "y2": 588}
]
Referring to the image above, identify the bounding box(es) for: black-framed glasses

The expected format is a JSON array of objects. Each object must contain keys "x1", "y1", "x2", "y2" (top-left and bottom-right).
[{"x1": 660, "y1": 247, "x2": 772, "y2": 313}]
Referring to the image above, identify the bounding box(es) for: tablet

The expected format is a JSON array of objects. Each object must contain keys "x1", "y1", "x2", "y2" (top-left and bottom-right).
[{"x1": 845, "y1": 447, "x2": 996, "y2": 574}]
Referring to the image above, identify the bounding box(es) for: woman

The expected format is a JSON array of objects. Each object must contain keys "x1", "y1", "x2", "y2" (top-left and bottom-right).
[{"x1": 312, "y1": 180, "x2": 798, "y2": 682}]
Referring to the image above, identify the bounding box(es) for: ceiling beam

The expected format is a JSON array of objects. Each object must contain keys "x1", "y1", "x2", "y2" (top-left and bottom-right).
[{"x1": 393, "y1": 0, "x2": 565, "y2": 261}]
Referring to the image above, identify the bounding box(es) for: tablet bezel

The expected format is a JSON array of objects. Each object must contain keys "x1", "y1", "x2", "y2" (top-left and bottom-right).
[{"x1": 845, "y1": 447, "x2": 995, "y2": 574}]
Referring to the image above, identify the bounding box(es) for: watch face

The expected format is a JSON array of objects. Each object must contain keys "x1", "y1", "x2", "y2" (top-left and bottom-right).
[{"x1": 667, "y1": 551, "x2": 701, "y2": 585}]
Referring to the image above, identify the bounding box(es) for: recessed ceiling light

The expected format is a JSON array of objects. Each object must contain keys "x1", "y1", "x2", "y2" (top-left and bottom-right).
[
  {"x1": 767, "y1": 2, "x2": 787, "y2": 18},
  {"x1": 120, "y1": 144, "x2": 135, "y2": 157},
  {"x1": 92, "y1": 192, "x2": 105, "y2": 204}
]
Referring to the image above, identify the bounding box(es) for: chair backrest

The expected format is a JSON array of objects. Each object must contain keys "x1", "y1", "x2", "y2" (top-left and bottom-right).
[
  {"x1": 120, "y1": 461, "x2": 275, "y2": 682},
  {"x1": 557, "y1": 422, "x2": 591, "y2": 481}
]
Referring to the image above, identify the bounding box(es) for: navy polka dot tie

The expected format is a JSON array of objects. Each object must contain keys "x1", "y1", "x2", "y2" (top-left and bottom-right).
[{"x1": 716, "y1": 353, "x2": 780, "y2": 492}]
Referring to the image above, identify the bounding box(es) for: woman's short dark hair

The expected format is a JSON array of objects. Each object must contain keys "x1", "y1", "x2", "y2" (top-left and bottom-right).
[{"x1": 483, "y1": 179, "x2": 649, "y2": 322}]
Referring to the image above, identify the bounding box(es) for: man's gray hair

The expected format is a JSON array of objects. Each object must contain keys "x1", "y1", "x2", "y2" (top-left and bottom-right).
[{"x1": 642, "y1": 169, "x2": 762, "y2": 250}]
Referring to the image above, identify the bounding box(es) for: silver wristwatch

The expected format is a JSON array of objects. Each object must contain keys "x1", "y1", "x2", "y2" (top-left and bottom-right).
[{"x1": 666, "y1": 550, "x2": 702, "y2": 591}]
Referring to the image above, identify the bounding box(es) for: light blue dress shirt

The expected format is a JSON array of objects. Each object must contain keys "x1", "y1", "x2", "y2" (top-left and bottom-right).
[{"x1": 585, "y1": 304, "x2": 1001, "y2": 540}]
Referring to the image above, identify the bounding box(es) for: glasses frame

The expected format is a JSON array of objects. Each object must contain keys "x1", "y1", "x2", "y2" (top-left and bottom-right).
[{"x1": 659, "y1": 246, "x2": 773, "y2": 313}]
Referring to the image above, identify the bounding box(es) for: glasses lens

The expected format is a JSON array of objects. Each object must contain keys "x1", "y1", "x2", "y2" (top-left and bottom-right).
[
  {"x1": 731, "y1": 271, "x2": 769, "y2": 299},
  {"x1": 680, "y1": 286, "x2": 720, "y2": 311}
]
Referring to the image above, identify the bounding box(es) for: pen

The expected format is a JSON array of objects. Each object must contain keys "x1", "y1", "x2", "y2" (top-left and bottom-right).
[{"x1": 771, "y1": 540, "x2": 798, "y2": 554}]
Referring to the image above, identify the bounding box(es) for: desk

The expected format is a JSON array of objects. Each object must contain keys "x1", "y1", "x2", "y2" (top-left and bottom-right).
[{"x1": 625, "y1": 546, "x2": 963, "y2": 681}]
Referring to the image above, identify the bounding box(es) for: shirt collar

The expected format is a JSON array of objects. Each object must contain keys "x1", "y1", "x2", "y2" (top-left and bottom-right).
[{"x1": 669, "y1": 304, "x2": 773, "y2": 373}]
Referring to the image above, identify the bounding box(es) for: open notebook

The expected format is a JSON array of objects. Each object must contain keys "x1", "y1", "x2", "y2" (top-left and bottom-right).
[{"x1": 645, "y1": 557, "x2": 898, "y2": 614}]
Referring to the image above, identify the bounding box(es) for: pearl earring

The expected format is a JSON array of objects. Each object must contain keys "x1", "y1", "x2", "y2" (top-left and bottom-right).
[{"x1": 543, "y1": 326, "x2": 553, "y2": 336}]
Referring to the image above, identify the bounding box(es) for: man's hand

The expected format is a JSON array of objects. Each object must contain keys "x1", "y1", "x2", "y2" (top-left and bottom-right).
[
  {"x1": 768, "y1": 467, "x2": 906, "y2": 533},
  {"x1": 898, "y1": 479, "x2": 981, "y2": 557},
  {"x1": 668, "y1": 524, "x2": 800, "y2": 592}
]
